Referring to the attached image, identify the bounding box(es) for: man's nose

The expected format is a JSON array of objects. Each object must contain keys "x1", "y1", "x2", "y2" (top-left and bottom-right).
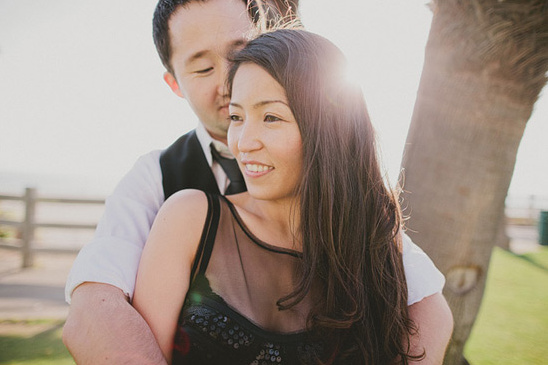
[{"x1": 217, "y1": 61, "x2": 230, "y2": 96}]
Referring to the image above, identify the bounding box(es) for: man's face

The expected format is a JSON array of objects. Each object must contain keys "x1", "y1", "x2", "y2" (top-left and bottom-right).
[{"x1": 165, "y1": 0, "x2": 253, "y2": 143}]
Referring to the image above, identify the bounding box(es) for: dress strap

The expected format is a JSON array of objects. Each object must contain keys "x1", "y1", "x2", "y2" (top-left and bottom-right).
[{"x1": 190, "y1": 193, "x2": 221, "y2": 283}]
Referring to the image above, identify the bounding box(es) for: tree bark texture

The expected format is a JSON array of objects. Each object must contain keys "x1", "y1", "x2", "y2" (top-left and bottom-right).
[{"x1": 400, "y1": 1, "x2": 547, "y2": 364}]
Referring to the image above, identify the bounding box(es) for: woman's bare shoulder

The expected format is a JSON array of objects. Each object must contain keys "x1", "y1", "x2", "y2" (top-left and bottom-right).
[
  {"x1": 161, "y1": 189, "x2": 209, "y2": 218},
  {"x1": 149, "y1": 189, "x2": 210, "y2": 250}
]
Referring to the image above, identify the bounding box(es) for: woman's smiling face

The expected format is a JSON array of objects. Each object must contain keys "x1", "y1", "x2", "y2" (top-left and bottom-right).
[{"x1": 228, "y1": 63, "x2": 303, "y2": 203}]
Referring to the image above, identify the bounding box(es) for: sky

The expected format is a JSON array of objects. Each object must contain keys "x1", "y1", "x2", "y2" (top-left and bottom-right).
[{"x1": 0, "y1": 0, "x2": 546, "y2": 199}]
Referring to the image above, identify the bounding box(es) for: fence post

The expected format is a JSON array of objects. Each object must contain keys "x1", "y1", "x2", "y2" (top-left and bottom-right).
[
  {"x1": 529, "y1": 194, "x2": 535, "y2": 221},
  {"x1": 21, "y1": 187, "x2": 36, "y2": 268}
]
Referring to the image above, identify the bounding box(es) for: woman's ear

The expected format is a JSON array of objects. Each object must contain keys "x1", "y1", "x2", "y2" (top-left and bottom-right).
[{"x1": 163, "y1": 72, "x2": 184, "y2": 99}]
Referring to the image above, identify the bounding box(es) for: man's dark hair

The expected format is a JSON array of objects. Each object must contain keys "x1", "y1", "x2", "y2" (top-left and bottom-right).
[{"x1": 153, "y1": 0, "x2": 300, "y2": 75}]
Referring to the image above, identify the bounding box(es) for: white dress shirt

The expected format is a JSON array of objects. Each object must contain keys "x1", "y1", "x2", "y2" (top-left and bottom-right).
[{"x1": 65, "y1": 123, "x2": 445, "y2": 304}]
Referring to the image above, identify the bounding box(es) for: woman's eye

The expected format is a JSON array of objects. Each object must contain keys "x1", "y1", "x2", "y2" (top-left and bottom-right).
[
  {"x1": 229, "y1": 114, "x2": 242, "y2": 122},
  {"x1": 264, "y1": 115, "x2": 281, "y2": 122},
  {"x1": 195, "y1": 67, "x2": 213, "y2": 74}
]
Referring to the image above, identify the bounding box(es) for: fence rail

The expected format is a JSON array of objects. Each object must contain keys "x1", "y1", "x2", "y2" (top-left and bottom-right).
[
  {"x1": 505, "y1": 194, "x2": 548, "y2": 225},
  {"x1": 0, "y1": 187, "x2": 104, "y2": 268}
]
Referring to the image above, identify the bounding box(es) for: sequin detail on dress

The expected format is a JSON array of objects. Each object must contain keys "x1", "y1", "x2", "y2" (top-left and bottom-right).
[{"x1": 186, "y1": 304, "x2": 256, "y2": 350}]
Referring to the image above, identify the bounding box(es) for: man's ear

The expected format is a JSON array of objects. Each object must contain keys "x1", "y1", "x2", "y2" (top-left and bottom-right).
[{"x1": 163, "y1": 72, "x2": 184, "y2": 99}]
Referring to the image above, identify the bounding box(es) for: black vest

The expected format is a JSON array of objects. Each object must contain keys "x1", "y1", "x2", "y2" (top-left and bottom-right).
[{"x1": 160, "y1": 130, "x2": 221, "y2": 201}]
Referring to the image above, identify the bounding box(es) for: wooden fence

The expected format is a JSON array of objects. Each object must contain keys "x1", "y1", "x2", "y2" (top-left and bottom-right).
[
  {"x1": 0, "y1": 187, "x2": 104, "y2": 268},
  {"x1": 505, "y1": 194, "x2": 548, "y2": 225},
  {"x1": 1, "y1": 187, "x2": 546, "y2": 269}
]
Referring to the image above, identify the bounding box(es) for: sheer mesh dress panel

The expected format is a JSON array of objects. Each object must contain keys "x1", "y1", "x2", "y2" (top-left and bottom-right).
[{"x1": 173, "y1": 194, "x2": 324, "y2": 365}]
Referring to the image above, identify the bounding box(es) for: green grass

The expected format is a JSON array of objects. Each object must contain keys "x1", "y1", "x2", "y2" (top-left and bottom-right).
[
  {"x1": 465, "y1": 247, "x2": 548, "y2": 364},
  {"x1": 0, "y1": 248, "x2": 546, "y2": 364},
  {"x1": 0, "y1": 320, "x2": 74, "y2": 365}
]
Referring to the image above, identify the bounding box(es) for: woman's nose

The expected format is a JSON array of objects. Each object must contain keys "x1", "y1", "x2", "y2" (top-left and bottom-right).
[{"x1": 237, "y1": 121, "x2": 262, "y2": 152}]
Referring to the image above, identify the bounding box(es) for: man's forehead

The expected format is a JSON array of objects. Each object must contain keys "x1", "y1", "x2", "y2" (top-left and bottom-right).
[
  {"x1": 167, "y1": 0, "x2": 252, "y2": 35},
  {"x1": 167, "y1": 0, "x2": 252, "y2": 63}
]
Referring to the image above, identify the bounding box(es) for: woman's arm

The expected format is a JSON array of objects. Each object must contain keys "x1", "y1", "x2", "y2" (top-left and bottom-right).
[
  {"x1": 133, "y1": 189, "x2": 209, "y2": 363},
  {"x1": 408, "y1": 292, "x2": 454, "y2": 364}
]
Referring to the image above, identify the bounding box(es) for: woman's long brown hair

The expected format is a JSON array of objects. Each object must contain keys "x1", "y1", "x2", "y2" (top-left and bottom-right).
[{"x1": 227, "y1": 29, "x2": 423, "y2": 364}]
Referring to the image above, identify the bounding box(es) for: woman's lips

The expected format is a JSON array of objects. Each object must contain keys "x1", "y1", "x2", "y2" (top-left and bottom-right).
[{"x1": 241, "y1": 161, "x2": 274, "y2": 177}]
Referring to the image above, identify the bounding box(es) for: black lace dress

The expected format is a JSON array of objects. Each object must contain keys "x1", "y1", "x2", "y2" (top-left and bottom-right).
[{"x1": 172, "y1": 194, "x2": 325, "y2": 365}]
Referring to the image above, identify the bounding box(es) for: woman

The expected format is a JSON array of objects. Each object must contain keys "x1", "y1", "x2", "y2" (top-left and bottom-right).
[{"x1": 133, "y1": 29, "x2": 452, "y2": 364}]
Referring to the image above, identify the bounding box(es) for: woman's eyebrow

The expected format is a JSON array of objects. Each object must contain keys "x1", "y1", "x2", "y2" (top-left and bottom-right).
[
  {"x1": 252, "y1": 100, "x2": 289, "y2": 109},
  {"x1": 229, "y1": 100, "x2": 289, "y2": 109}
]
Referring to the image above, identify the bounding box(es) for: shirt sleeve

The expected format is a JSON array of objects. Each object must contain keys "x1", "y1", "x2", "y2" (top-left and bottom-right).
[
  {"x1": 401, "y1": 232, "x2": 446, "y2": 306},
  {"x1": 64, "y1": 150, "x2": 164, "y2": 303}
]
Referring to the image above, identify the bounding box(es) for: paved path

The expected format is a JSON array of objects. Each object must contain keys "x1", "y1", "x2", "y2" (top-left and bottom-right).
[{"x1": 0, "y1": 250, "x2": 74, "y2": 321}]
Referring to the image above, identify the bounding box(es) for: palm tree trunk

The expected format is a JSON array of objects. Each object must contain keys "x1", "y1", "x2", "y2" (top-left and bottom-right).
[{"x1": 400, "y1": 1, "x2": 548, "y2": 364}]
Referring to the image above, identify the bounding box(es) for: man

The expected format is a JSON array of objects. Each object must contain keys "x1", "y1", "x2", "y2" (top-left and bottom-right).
[
  {"x1": 63, "y1": 1, "x2": 264, "y2": 363},
  {"x1": 63, "y1": 1, "x2": 452, "y2": 363}
]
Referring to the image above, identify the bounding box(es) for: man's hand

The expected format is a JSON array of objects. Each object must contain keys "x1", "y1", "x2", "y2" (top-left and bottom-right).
[{"x1": 63, "y1": 283, "x2": 167, "y2": 364}]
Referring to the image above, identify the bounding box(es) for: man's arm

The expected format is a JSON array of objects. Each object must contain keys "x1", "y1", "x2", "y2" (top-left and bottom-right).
[
  {"x1": 408, "y1": 292, "x2": 454, "y2": 364},
  {"x1": 63, "y1": 283, "x2": 167, "y2": 365},
  {"x1": 63, "y1": 151, "x2": 164, "y2": 363},
  {"x1": 400, "y1": 233, "x2": 453, "y2": 363},
  {"x1": 65, "y1": 152, "x2": 164, "y2": 302}
]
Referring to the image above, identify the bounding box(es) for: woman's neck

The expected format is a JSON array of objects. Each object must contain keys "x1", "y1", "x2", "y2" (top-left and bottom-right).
[{"x1": 229, "y1": 193, "x2": 301, "y2": 251}]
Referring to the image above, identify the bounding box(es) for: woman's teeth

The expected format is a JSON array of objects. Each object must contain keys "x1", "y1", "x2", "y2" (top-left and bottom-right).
[{"x1": 245, "y1": 164, "x2": 273, "y2": 173}]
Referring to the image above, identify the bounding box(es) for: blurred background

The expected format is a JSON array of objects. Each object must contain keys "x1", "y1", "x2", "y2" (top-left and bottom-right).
[
  {"x1": 1, "y1": 0, "x2": 546, "y2": 198},
  {"x1": 0, "y1": 1, "x2": 546, "y2": 364}
]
